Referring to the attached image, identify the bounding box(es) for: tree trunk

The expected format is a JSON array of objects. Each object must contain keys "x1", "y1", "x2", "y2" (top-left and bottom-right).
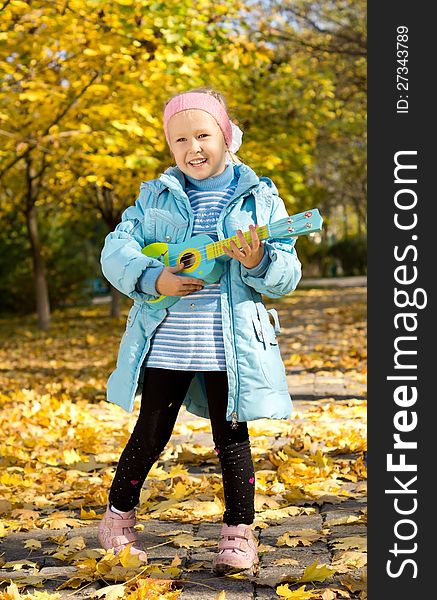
[
  {"x1": 26, "y1": 204, "x2": 51, "y2": 330},
  {"x1": 110, "y1": 284, "x2": 122, "y2": 318}
]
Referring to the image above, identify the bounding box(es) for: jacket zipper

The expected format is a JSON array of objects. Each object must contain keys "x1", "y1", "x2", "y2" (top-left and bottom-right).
[
  {"x1": 227, "y1": 268, "x2": 240, "y2": 429},
  {"x1": 221, "y1": 204, "x2": 244, "y2": 430},
  {"x1": 219, "y1": 187, "x2": 256, "y2": 428}
]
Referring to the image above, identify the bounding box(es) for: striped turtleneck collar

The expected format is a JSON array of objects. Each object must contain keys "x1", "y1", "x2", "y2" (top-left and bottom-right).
[{"x1": 184, "y1": 164, "x2": 235, "y2": 191}]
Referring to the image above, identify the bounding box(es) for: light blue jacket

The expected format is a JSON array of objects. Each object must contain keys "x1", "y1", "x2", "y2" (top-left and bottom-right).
[{"x1": 100, "y1": 163, "x2": 302, "y2": 422}]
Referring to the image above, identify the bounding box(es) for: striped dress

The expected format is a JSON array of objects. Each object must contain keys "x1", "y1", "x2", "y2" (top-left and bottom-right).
[{"x1": 144, "y1": 164, "x2": 237, "y2": 371}]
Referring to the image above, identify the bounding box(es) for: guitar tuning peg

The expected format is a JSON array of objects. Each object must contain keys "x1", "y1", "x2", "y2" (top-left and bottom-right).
[
  {"x1": 305, "y1": 223, "x2": 312, "y2": 228},
  {"x1": 288, "y1": 227, "x2": 294, "y2": 232},
  {"x1": 287, "y1": 217, "x2": 292, "y2": 223}
]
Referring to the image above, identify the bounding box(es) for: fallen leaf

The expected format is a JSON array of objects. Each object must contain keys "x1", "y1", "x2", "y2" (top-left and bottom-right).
[
  {"x1": 2, "y1": 560, "x2": 38, "y2": 570},
  {"x1": 332, "y1": 537, "x2": 366, "y2": 552},
  {"x1": 297, "y1": 561, "x2": 336, "y2": 583},
  {"x1": 277, "y1": 530, "x2": 322, "y2": 547},
  {"x1": 23, "y1": 539, "x2": 42, "y2": 550},
  {"x1": 276, "y1": 584, "x2": 319, "y2": 598},
  {"x1": 169, "y1": 533, "x2": 210, "y2": 548},
  {"x1": 273, "y1": 558, "x2": 300, "y2": 566},
  {"x1": 92, "y1": 583, "x2": 126, "y2": 600}
]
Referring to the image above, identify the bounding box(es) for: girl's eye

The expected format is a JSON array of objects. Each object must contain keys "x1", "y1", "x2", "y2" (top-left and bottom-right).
[
  {"x1": 176, "y1": 138, "x2": 186, "y2": 143},
  {"x1": 198, "y1": 134, "x2": 208, "y2": 138}
]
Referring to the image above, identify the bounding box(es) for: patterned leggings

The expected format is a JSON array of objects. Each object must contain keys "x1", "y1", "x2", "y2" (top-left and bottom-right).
[{"x1": 108, "y1": 368, "x2": 255, "y2": 525}]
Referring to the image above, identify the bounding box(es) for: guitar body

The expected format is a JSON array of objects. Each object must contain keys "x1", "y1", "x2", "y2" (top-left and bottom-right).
[
  {"x1": 141, "y1": 208, "x2": 323, "y2": 309},
  {"x1": 142, "y1": 234, "x2": 226, "y2": 309}
]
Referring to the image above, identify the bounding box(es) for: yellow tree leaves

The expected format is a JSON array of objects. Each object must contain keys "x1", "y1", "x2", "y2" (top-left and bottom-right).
[{"x1": 0, "y1": 0, "x2": 264, "y2": 327}]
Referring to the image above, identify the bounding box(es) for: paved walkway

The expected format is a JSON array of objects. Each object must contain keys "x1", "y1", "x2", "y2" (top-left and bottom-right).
[
  {"x1": 1, "y1": 280, "x2": 367, "y2": 598},
  {"x1": 299, "y1": 276, "x2": 366, "y2": 288}
]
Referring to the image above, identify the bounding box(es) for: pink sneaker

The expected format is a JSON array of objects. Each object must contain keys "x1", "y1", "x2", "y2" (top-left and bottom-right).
[
  {"x1": 97, "y1": 504, "x2": 147, "y2": 562},
  {"x1": 212, "y1": 523, "x2": 259, "y2": 575}
]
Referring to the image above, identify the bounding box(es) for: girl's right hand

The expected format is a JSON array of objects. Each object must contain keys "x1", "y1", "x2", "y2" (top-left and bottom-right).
[{"x1": 155, "y1": 263, "x2": 205, "y2": 296}]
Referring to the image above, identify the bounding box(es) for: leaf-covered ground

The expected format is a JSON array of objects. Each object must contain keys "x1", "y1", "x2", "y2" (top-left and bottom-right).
[{"x1": 0, "y1": 286, "x2": 367, "y2": 599}]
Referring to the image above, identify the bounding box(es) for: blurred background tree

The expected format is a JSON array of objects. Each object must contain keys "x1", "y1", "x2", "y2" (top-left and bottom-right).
[{"x1": 0, "y1": 0, "x2": 366, "y2": 327}]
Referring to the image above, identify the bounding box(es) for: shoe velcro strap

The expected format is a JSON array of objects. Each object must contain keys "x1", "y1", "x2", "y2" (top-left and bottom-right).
[
  {"x1": 219, "y1": 539, "x2": 247, "y2": 551},
  {"x1": 113, "y1": 517, "x2": 136, "y2": 528},
  {"x1": 222, "y1": 526, "x2": 252, "y2": 540}
]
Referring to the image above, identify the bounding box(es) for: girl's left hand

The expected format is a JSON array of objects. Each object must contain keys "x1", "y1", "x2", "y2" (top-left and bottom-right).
[{"x1": 223, "y1": 224, "x2": 264, "y2": 269}]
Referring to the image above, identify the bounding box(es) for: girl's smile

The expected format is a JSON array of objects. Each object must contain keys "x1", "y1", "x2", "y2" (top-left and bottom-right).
[{"x1": 188, "y1": 157, "x2": 208, "y2": 167}]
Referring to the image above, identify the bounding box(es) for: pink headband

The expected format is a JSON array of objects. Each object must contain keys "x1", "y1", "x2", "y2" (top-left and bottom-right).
[{"x1": 163, "y1": 92, "x2": 233, "y2": 148}]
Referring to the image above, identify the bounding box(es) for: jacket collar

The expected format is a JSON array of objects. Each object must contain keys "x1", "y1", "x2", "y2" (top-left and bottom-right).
[{"x1": 158, "y1": 163, "x2": 260, "y2": 199}]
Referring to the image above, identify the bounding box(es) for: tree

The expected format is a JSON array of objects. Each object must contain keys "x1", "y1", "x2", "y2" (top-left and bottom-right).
[
  {"x1": 248, "y1": 0, "x2": 367, "y2": 239},
  {"x1": 0, "y1": 0, "x2": 259, "y2": 324}
]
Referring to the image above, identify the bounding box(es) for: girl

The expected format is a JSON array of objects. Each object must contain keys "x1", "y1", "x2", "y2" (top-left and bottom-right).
[{"x1": 98, "y1": 88, "x2": 302, "y2": 574}]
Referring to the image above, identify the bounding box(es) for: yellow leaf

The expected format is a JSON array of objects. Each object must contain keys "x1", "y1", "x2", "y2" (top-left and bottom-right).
[
  {"x1": 297, "y1": 561, "x2": 336, "y2": 583},
  {"x1": 92, "y1": 583, "x2": 126, "y2": 600},
  {"x1": 8, "y1": 575, "x2": 47, "y2": 587},
  {"x1": 171, "y1": 481, "x2": 190, "y2": 499},
  {"x1": 277, "y1": 530, "x2": 322, "y2": 547},
  {"x1": 339, "y1": 570, "x2": 367, "y2": 593},
  {"x1": 87, "y1": 85, "x2": 110, "y2": 94},
  {"x1": 111, "y1": 120, "x2": 145, "y2": 137},
  {"x1": 64, "y1": 536, "x2": 86, "y2": 551},
  {"x1": 276, "y1": 584, "x2": 318, "y2": 599},
  {"x1": 321, "y1": 591, "x2": 337, "y2": 600},
  {"x1": 118, "y1": 544, "x2": 143, "y2": 568},
  {"x1": 48, "y1": 534, "x2": 67, "y2": 543},
  {"x1": 324, "y1": 589, "x2": 351, "y2": 599},
  {"x1": 18, "y1": 91, "x2": 45, "y2": 102},
  {"x1": 331, "y1": 551, "x2": 367, "y2": 572},
  {"x1": 215, "y1": 592, "x2": 227, "y2": 600},
  {"x1": 2, "y1": 560, "x2": 38, "y2": 570},
  {"x1": 63, "y1": 448, "x2": 82, "y2": 464},
  {"x1": 332, "y1": 537, "x2": 366, "y2": 552},
  {"x1": 1, "y1": 583, "x2": 21, "y2": 600},
  {"x1": 170, "y1": 533, "x2": 208, "y2": 548},
  {"x1": 43, "y1": 517, "x2": 81, "y2": 529},
  {"x1": 23, "y1": 539, "x2": 42, "y2": 550},
  {"x1": 80, "y1": 506, "x2": 97, "y2": 519},
  {"x1": 170, "y1": 554, "x2": 182, "y2": 567}
]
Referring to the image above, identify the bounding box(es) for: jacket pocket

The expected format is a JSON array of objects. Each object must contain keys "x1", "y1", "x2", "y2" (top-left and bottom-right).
[
  {"x1": 152, "y1": 208, "x2": 188, "y2": 243},
  {"x1": 253, "y1": 303, "x2": 279, "y2": 345},
  {"x1": 251, "y1": 304, "x2": 287, "y2": 390},
  {"x1": 267, "y1": 308, "x2": 281, "y2": 335},
  {"x1": 126, "y1": 303, "x2": 141, "y2": 330}
]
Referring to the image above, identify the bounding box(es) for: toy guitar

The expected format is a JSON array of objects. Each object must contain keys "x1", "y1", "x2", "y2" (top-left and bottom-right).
[{"x1": 142, "y1": 208, "x2": 323, "y2": 308}]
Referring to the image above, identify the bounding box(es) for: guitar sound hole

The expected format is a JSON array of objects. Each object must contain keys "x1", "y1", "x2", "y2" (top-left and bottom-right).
[{"x1": 180, "y1": 252, "x2": 196, "y2": 268}]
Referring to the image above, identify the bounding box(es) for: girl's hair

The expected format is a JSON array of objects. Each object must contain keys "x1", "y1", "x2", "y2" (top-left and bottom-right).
[{"x1": 164, "y1": 87, "x2": 241, "y2": 164}]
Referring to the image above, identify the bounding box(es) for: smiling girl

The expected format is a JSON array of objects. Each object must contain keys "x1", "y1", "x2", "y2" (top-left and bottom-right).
[{"x1": 98, "y1": 88, "x2": 302, "y2": 575}]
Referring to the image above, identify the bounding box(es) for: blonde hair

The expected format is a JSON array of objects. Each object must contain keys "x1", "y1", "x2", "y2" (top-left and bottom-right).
[{"x1": 164, "y1": 87, "x2": 241, "y2": 164}]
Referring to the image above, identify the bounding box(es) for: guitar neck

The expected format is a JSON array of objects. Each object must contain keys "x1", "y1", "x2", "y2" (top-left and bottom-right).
[
  {"x1": 206, "y1": 226, "x2": 270, "y2": 260},
  {"x1": 204, "y1": 209, "x2": 322, "y2": 259}
]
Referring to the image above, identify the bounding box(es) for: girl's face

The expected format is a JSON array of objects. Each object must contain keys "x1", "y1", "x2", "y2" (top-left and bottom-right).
[{"x1": 167, "y1": 109, "x2": 227, "y2": 180}]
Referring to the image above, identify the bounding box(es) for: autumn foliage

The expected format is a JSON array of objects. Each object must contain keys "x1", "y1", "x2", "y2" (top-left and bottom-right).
[{"x1": 0, "y1": 287, "x2": 367, "y2": 598}]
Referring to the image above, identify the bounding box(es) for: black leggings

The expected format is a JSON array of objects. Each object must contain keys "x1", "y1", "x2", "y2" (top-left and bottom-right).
[{"x1": 108, "y1": 368, "x2": 255, "y2": 525}]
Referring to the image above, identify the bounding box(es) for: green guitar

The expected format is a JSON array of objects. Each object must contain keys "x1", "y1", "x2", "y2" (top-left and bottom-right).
[{"x1": 142, "y1": 208, "x2": 323, "y2": 308}]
